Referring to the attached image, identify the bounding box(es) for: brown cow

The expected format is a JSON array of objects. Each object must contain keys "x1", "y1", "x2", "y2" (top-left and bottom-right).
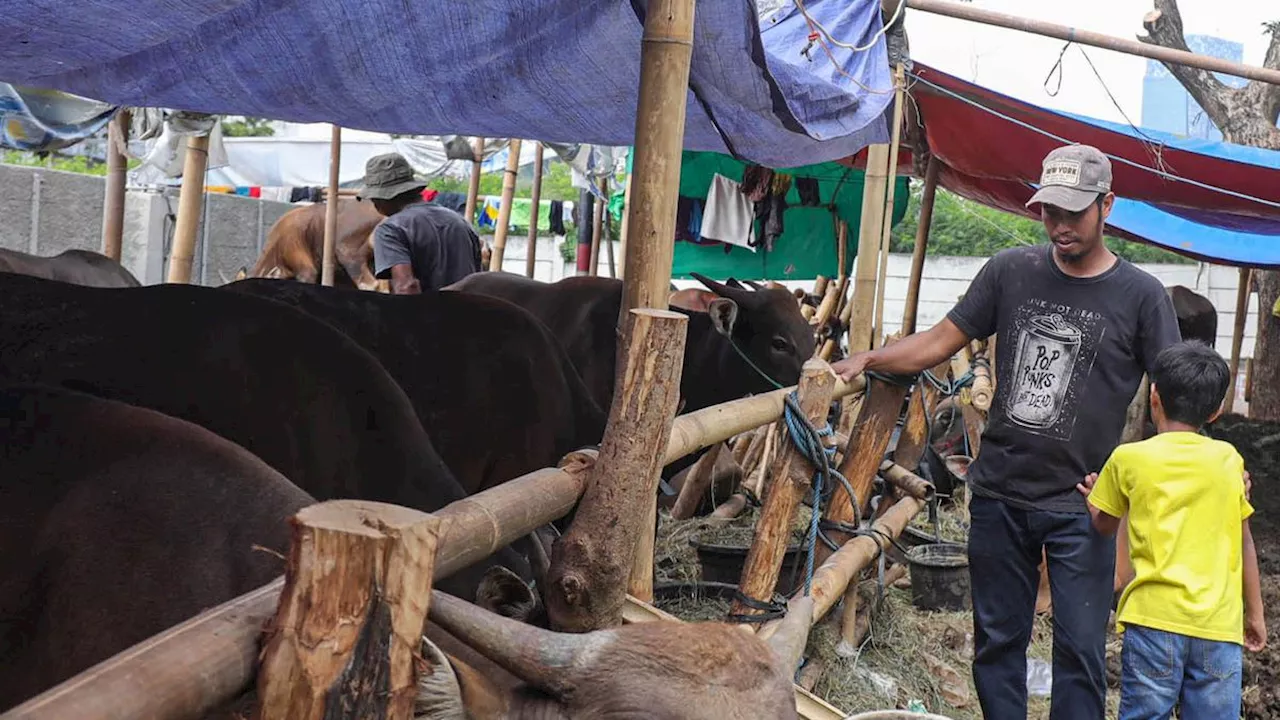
[
  {"x1": 250, "y1": 200, "x2": 383, "y2": 289},
  {"x1": 0, "y1": 248, "x2": 140, "y2": 288}
]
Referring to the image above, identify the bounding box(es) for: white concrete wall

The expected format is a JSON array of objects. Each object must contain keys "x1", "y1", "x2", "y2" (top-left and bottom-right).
[{"x1": 672, "y1": 253, "x2": 1261, "y2": 360}]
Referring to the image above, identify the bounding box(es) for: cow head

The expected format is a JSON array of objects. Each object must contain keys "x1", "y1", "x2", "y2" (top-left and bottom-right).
[
  {"x1": 417, "y1": 590, "x2": 801, "y2": 719},
  {"x1": 690, "y1": 273, "x2": 815, "y2": 389}
]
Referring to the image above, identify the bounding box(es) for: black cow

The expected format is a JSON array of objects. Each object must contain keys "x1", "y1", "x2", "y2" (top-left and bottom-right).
[
  {"x1": 0, "y1": 247, "x2": 140, "y2": 288},
  {"x1": 223, "y1": 279, "x2": 606, "y2": 494},
  {"x1": 0, "y1": 384, "x2": 302, "y2": 713},
  {"x1": 449, "y1": 272, "x2": 815, "y2": 415},
  {"x1": 1168, "y1": 284, "x2": 1217, "y2": 347},
  {"x1": 0, "y1": 274, "x2": 528, "y2": 595}
]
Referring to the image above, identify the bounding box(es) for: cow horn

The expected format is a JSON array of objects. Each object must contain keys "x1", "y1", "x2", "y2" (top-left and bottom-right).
[
  {"x1": 763, "y1": 594, "x2": 814, "y2": 678},
  {"x1": 744, "y1": 280, "x2": 766, "y2": 291},
  {"x1": 414, "y1": 636, "x2": 467, "y2": 720},
  {"x1": 690, "y1": 272, "x2": 758, "y2": 307},
  {"x1": 429, "y1": 589, "x2": 591, "y2": 697}
]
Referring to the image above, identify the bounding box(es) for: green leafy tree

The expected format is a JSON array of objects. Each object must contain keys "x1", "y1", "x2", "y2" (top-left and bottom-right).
[{"x1": 221, "y1": 117, "x2": 275, "y2": 137}]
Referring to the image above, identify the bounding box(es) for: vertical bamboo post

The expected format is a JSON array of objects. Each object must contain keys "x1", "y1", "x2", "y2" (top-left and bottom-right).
[
  {"x1": 850, "y1": 146, "x2": 889, "y2": 353},
  {"x1": 100, "y1": 109, "x2": 130, "y2": 262},
  {"x1": 256, "y1": 500, "x2": 441, "y2": 720},
  {"x1": 321, "y1": 125, "x2": 342, "y2": 287},
  {"x1": 617, "y1": 170, "x2": 634, "y2": 279},
  {"x1": 1226, "y1": 268, "x2": 1252, "y2": 414},
  {"x1": 616, "y1": 0, "x2": 695, "y2": 322},
  {"x1": 902, "y1": 156, "x2": 940, "y2": 335},
  {"x1": 589, "y1": 180, "x2": 606, "y2": 276},
  {"x1": 524, "y1": 143, "x2": 546, "y2": 279},
  {"x1": 605, "y1": 197, "x2": 617, "y2": 278},
  {"x1": 547, "y1": 310, "x2": 687, "y2": 631},
  {"x1": 730, "y1": 361, "x2": 836, "y2": 619},
  {"x1": 488, "y1": 139, "x2": 523, "y2": 272},
  {"x1": 464, "y1": 137, "x2": 485, "y2": 226},
  {"x1": 165, "y1": 134, "x2": 211, "y2": 284},
  {"x1": 872, "y1": 64, "x2": 906, "y2": 348}
]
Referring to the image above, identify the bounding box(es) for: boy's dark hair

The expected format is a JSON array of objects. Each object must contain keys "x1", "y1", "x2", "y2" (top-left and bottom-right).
[{"x1": 1150, "y1": 340, "x2": 1230, "y2": 428}]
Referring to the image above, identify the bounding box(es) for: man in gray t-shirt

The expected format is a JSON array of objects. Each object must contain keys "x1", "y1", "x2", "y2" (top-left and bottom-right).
[
  {"x1": 833, "y1": 145, "x2": 1180, "y2": 718},
  {"x1": 359, "y1": 153, "x2": 482, "y2": 294}
]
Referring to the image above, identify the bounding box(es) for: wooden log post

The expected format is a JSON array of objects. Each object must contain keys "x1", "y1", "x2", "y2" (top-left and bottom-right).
[
  {"x1": 256, "y1": 500, "x2": 441, "y2": 720},
  {"x1": 165, "y1": 133, "x2": 210, "y2": 284},
  {"x1": 730, "y1": 361, "x2": 836, "y2": 620},
  {"x1": 464, "y1": 137, "x2": 485, "y2": 226},
  {"x1": 850, "y1": 147, "x2": 888, "y2": 353},
  {"x1": 670, "y1": 441, "x2": 726, "y2": 520},
  {"x1": 893, "y1": 359, "x2": 950, "y2": 470},
  {"x1": 871, "y1": 64, "x2": 906, "y2": 349},
  {"x1": 320, "y1": 125, "x2": 342, "y2": 287},
  {"x1": 901, "y1": 156, "x2": 939, "y2": 336},
  {"x1": 816, "y1": 375, "x2": 910, "y2": 566},
  {"x1": 100, "y1": 109, "x2": 130, "y2": 262},
  {"x1": 488, "y1": 139, "x2": 523, "y2": 272},
  {"x1": 524, "y1": 142, "x2": 545, "y2": 278},
  {"x1": 547, "y1": 310, "x2": 687, "y2": 631},
  {"x1": 1226, "y1": 268, "x2": 1252, "y2": 414}
]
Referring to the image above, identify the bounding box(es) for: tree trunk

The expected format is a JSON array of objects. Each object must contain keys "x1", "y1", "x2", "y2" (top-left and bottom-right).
[{"x1": 1142, "y1": 1, "x2": 1279, "y2": 419}]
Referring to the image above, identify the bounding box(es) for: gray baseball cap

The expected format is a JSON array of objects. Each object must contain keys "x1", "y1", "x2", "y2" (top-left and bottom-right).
[
  {"x1": 1025, "y1": 144, "x2": 1113, "y2": 213},
  {"x1": 359, "y1": 153, "x2": 426, "y2": 201}
]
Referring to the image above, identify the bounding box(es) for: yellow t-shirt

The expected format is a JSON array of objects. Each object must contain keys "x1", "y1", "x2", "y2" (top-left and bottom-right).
[{"x1": 1089, "y1": 431, "x2": 1253, "y2": 645}]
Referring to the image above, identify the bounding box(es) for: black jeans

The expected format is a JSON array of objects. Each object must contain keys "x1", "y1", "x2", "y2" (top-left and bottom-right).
[{"x1": 969, "y1": 495, "x2": 1116, "y2": 719}]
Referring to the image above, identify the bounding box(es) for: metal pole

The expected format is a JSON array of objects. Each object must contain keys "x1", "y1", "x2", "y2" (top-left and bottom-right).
[
  {"x1": 905, "y1": 0, "x2": 1280, "y2": 86},
  {"x1": 321, "y1": 124, "x2": 342, "y2": 287}
]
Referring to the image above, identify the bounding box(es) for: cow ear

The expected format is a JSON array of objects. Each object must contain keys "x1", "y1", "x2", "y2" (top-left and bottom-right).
[
  {"x1": 708, "y1": 298, "x2": 739, "y2": 338},
  {"x1": 474, "y1": 565, "x2": 540, "y2": 623}
]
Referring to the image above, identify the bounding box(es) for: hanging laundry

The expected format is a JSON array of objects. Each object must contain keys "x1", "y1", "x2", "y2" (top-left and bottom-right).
[
  {"x1": 675, "y1": 196, "x2": 695, "y2": 243},
  {"x1": 421, "y1": 188, "x2": 439, "y2": 202},
  {"x1": 549, "y1": 200, "x2": 567, "y2": 235},
  {"x1": 702, "y1": 173, "x2": 755, "y2": 252},
  {"x1": 478, "y1": 196, "x2": 501, "y2": 229},
  {"x1": 772, "y1": 173, "x2": 793, "y2": 197},
  {"x1": 689, "y1": 198, "x2": 704, "y2": 240},
  {"x1": 795, "y1": 177, "x2": 821, "y2": 207},
  {"x1": 753, "y1": 192, "x2": 786, "y2": 253},
  {"x1": 429, "y1": 191, "x2": 468, "y2": 214},
  {"x1": 740, "y1": 164, "x2": 774, "y2": 203}
]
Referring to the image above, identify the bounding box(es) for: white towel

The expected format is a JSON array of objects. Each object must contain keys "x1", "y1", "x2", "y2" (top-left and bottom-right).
[{"x1": 701, "y1": 173, "x2": 755, "y2": 252}]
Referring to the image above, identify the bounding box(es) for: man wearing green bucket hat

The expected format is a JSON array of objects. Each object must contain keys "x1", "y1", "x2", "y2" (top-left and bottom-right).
[
  {"x1": 361, "y1": 152, "x2": 483, "y2": 294},
  {"x1": 834, "y1": 144, "x2": 1181, "y2": 719}
]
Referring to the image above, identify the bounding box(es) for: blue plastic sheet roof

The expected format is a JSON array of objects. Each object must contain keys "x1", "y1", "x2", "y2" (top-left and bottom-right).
[{"x1": 0, "y1": 0, "x2": 893, "y2": 168}]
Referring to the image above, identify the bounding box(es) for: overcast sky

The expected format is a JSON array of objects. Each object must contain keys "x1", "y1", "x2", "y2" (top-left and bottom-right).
[{"x1": 905, "y1": 0, "x2": 1276, "y2": 124}]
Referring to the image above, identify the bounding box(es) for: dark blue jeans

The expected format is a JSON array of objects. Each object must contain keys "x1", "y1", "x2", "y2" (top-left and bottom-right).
[
  {"x1": 969, "y1": 495, "x2": 1116, "y2": 719},
  {"x1": 1117, "y1": 625, "x2": 1242, "y2": 720}
]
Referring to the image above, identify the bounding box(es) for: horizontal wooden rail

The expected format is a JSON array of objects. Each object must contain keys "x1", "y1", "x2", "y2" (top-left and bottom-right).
[
  {"x1": 3, "y1": 460, "x2": 594, "y2": 720},
  {"x1": 664, "y1": 375, "x2": 865, "y2": 465}
]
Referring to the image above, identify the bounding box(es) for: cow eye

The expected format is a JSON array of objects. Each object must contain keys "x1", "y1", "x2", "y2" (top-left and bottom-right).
[{"x1": 771, "y1": 336, "x2": 790, "y2": 352}]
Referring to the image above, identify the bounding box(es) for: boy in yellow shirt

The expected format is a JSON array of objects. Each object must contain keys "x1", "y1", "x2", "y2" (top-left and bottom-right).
[{"x1": 1078, "y1": 340, "x2": 1266, "y2": 719}]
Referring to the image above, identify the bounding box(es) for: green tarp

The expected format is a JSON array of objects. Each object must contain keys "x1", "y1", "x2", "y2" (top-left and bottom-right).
[{"x1": 613, "y1": 150, "x2": 910, "y2": 281}]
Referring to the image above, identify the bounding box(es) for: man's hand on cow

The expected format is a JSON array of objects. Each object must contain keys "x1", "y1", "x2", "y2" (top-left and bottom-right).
[{"x1": 832, "y1": 352, "x2": 871, "y2": 382}]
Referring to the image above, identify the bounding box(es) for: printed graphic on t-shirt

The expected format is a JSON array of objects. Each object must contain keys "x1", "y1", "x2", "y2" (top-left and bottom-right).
[{"x1": 1004, "y1": 299, "x2": 1106, "y2": 441}]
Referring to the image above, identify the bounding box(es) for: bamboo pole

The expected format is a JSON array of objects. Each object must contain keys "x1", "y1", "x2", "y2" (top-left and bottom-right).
[
  {"x1": 818, "y1": 376, "x2": 910, "y2": 567},
  {"x1": 3, "y1": 458, "x2": 595, "y2": 720},
  {"x1": 547, "y1": 310, "x2": 687, "y2": 630},
  {"x1": 320, "y1": 125, "x2": 342, "y2": 287},
  {"x1": 464, "y1": 137, "x2": 485, "y2": 226},
  {"x1": 850, "y1": 147, "x2": 888, "y2": 353},
  {"x1": 165, "y1": 134, "x2": 210, "y2": 284},
  {"x1": 905, "y1": 0, "x2": 1280, "y2": 86},
  {"x1": 880, "y1": 461, "x2": 935, "y2": 501},
  {"x1": 616, "y1": 0, "x2": 695, "y2": 322},
  {"x1": 488, "y1": 139, "x2": 523, "y2": 272},
  {"x1": 760, "y1": 495, "x2": 925, "y2": 636},
  {"x1": 902, "y1": 156, "x2": 939, "y2": 336},
  {"x1": 664, "y1": 376, "x2": 865, "y2": 466},
  {"x1": 872, "y1": 64, "x2": 906, "y2": 349},
  {"x1": 256, "y1": 501, "x2": 440, "y2": 720},
  {"x1": 730, "y1": 361, "x2": 836, "y2": 620},
  {"x1": 100, "y1": 109, "x2": 130, "y2": 262},
  {"x1": 811, "y1": 282, "x2": 842, "y2": 330},
  {"x1": 588, "y1": 180, "x2": 606, "y2": 277},
  {"x1": 617, "y1": 170, "x2": 634, "y2": 279},
  {"x1": 1226, "y1": 268, "x2": 1252, "y2": 414},
  {"x1": 605, "y1": 200, "x2": 617, "y2": 279},
  {"x1": 670, "y1": 441, "x2": 726, "y2": 520},
  {"x1": 971, "y1": 355, "x2": 994, "y2": 412},
  {"x1": 524, "y1": 143, "x2": 545, "y2": 279},
  {"x1": 814, "y1": 275, "x2": 830, "y2": 299}
]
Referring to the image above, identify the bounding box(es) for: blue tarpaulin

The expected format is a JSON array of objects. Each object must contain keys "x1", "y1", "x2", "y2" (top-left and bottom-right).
[{"x1": 0, "y1": 0, "x2": 893, "y2": 168}]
